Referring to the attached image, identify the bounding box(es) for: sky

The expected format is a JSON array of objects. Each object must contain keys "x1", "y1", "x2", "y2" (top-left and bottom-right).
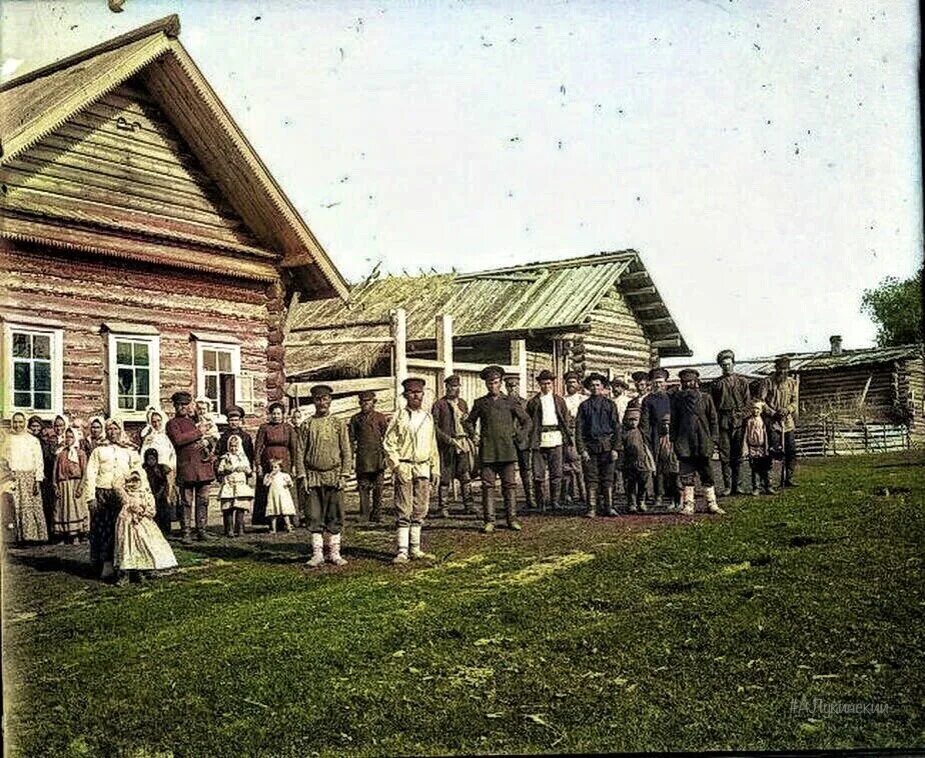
[{"x1": 2, "y1": 0, "x2": 922, "y2": 362}]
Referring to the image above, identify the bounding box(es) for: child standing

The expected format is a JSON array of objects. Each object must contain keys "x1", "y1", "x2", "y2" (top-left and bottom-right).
[
  {"x1": 114, "y1": 467, "x2": 178, "y2": 584},
  {"x1": 654, "y1": 414, "x2": 682, "y2": 511},
  {"x1": 264, "y1": 458, "x2": 296, "y2": 533},
  {"x1": 217, "y1": 434, "x2": 254, "y2": 537},
  {"x1": 53, "y1": 427, "x2": 89, "y2": 543},
  {"x1": 143, "y1": 448, "x2": 173, "y2": 537},
  {"x1": 741, "y1": 400, "x2": 774, "y2": 495},
  {"x1": 621, "y1": 408, "x2": 655, "y2": 513}
]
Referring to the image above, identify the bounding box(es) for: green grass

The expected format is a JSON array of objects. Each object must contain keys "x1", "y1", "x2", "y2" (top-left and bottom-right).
[{"x1": 3, "y1": 452, "x2": 924, "y2": 756}]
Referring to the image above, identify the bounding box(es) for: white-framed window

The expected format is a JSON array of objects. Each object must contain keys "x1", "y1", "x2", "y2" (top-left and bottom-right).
[
  {"x1": 194, "y1": 339, "x2": 241, "y2": 421},
  {"x1": 106, "y1": 331, "x2": 160, "y2": 419},
  {"x1": 2, "y1": 322, "x2": 64, "y2": 418}
]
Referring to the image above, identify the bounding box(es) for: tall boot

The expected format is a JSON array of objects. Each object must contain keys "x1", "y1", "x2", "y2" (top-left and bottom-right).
[
  {"x1": 521, "y1": 462, "x2": 535, "y2": 511},
  {"x1": 751, "y1": 466, "x2": 760, "y2": 496},
  {"x1": 784, "y1": 461, "x2": 798, "y2": 487},
  {"x1": 720, "y1": 462, "x2": 732, "y2": 497},
  {"x1": 409, "y1": 524, "x2": 435, "y2": 559},
  {"x1": 704, "y1": 486, "x2": 725, "y2": 515},
  {"x1": 627, "y1": 490, "x2": 637, "y2": 513},
  {"x1": 437, "y1": 485, "x2": 450, "y2": 519},
  {"x1": 585, "y1": 484, "x2": 598, "y2": 518},
  {"x1": 328, "y1": 532, "x2": 347, "y2": 566},
  {"x1": 462, "y1": 481, "x2": 476, "y2": 515},
  {"x1": 533, "y1": 481, "x2": 547, "y2": 513},
  {"x1": 730, "y1": 461, "x2": 742, "y2": 495},
  {"x1": 504, "y1": 489, "x2": 522, "y2": 531},
  {"x1": 549, "y1": 479, "x2": 562, "y2": 511},
  {"x1": 681, "y1": 485, "x2": 696, "y2": 515},
  {"x1": 481, "y1": 487, "x2": 496, "y2": 533},
  {"x1": 393, "y1": 525, "x2": 410, "y2": 563},
  {"x1": 603, "y1": 487, "x2": 617, "y2": 517},
  {"x1": 358, "y1": 487, "x2": 371, "y2": 521},
  {"x1": 222, "y1": 511, "x2": 233, "y2": 537},
  {"x1": 180, "y1": 500, "x2": 193, "y2": 544},
  {"x1": 306, "y1": 533, "x2": 324, "y2": 567},
  {"x1": 194, "y1": 494, "x2": 209, "y2": 541},
  {"x1": 369, "y1": 477, "x2": 384, "y2": 522},
  {"x1": 234, "y1": 509, "x2": 245, "y2": 536}
]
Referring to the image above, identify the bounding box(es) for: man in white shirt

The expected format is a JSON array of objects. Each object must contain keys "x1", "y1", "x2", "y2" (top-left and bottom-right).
[
  {"x1": 525, "y1": 370, "x2": 572, "y2": 511},
  {"x1": 383, "y1": 377, "x2": 441, "y2": 563},
  {"x1": 610, "y1": 377, "x2": 630, "y2": 505},
  {"x1": 562, "y1": 370, "x2": 587, "y2": 505}
]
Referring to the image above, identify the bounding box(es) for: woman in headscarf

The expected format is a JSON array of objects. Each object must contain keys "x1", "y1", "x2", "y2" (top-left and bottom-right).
[
  {"x1": 86, "y1": 416, "x2": 107, "y2": 453},
  {"x1": 253, "y1": 402, "x2": 301, "y2": 528},
  {"x1": 28, "y1": 414, "x2": 57, "y2": 539},
  {"x1": 53, "y1": 424, "x2": 89, "y2": 543},
  {"x1": 140, "y1": 406, "x2": 177, "y2": 525},
  {"x1": 1, "y1": 412, "x2": 49, "y2": 543},
  {"x1": 84, "y1": 417, "x2": 140, "y2": 580}
]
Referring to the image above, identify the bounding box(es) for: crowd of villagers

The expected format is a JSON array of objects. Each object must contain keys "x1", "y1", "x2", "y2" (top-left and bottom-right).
[{"x1": 0, "y1": 349, "x2": 798, "y2": 580}]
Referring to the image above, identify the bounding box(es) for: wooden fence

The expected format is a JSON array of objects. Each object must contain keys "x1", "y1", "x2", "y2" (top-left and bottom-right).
[{"x1": 795, "y1": 422, "x2": 910, "y2": 457}]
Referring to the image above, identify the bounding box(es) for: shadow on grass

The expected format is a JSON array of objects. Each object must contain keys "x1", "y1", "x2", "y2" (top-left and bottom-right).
[{"x1": 5, "y1": 552, "x2": 99, "y2": 580}]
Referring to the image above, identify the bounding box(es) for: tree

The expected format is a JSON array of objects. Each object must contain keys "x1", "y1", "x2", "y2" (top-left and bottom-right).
[{"x1": 860, "y1": 265, "x2": 924, "y2": 346}]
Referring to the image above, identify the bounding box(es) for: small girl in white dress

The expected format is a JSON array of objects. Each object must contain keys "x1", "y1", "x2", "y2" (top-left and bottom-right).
[
  {"x1": 216, "y1": 434, "x2": 254, "y2": 538},
  {"x1": 114, "y1": 467, "x2": 178, "y2": 584},
  {"x1": 263, "y1": 458, "x2": 296, "y2": 533}
]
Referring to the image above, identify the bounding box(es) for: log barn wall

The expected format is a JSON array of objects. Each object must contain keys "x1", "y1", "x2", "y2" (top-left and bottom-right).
[
  {"x1": 1, "y1": 241, "x2": 282, "y2": 430},
  {"x1": 584, "y1": 288, "x2": 654, "y2": 376}
]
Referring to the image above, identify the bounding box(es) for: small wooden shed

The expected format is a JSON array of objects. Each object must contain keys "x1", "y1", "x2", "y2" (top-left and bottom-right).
[
  {"x1": 0, "y1": 16, "x2": 348, "y2": 427},
  {"x1": 285, "y1": 250, "x2": 691, "y2": 395}
]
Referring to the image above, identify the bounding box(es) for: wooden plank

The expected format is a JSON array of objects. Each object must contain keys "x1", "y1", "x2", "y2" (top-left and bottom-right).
[
  {"x1": 622, "y1": 286, "x2": 657, "y2": 297},
  {"x1": 286, "y1": 376, "x2": 392, "y2": 397},
  {"x1": 289, "y1": 318, "x2": 392, "y2": 333},
  {"x1": 286, "y1": 336, "x2": 393, "y2": 347}
]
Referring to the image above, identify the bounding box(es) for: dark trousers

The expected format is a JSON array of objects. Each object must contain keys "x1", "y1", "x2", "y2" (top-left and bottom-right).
[
  {"x1": 481, "y1": 461, "x2": 518, "y2": 522},
  {"x1": 624, "y1": 469, "x2": 651, "y2": 506},
  {"x1": 749, "y1": 456, "x2": 773, "y2": 490},
  {"x1": 679, "y1": 457, "x2": 715, "y2": 488},
  {"x1": 717, "y1": 415, "x2": 746, "y2": 491},
  {"x1": 532, "y1": 446, "x2": 564, "y2": 488},
  {"x1": 180, "y1": 483, "x2": 211, "y2": 533},
  {"x1": 439, "y1": 445, "x2": 471, "y2": 486},
  {"x1": 655, "y1": 471, "x2": 681, "y2": 505},
  {"x1": 307, "y1": 485, "x2": 344, "y2": 535},
  {"x1": 356, "y1": 470, "x2": 384, "y2": 519},
  {"x1": 89, "y1": 488, "x2": 120, "y2": 566},
  {"x1": 515, "y1": 447, "x2": 533, "y2": 503},
  {"x1": 582, "y1": 450, "x2": 616, "y2": 490}
]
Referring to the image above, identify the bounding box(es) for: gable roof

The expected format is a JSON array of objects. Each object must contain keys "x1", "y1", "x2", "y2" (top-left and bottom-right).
[
  {"x1": 285, "y1": 250, "x2": 691, "y2": 379},
  {"x1": 0, "y1": 15, "x2": 348, "y2": 297}
]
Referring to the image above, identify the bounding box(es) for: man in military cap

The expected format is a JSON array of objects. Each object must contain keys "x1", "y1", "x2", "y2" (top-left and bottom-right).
[
  {"x1": 504, "y1": 373, "x2": 536, "y2": 511},
  {"x1": 711, "y1": 349, "x2": 752, "y2": 496},
  {"x1": 626, "y1": 370, "x2": 650, "y2": 411},
  {"x1": 671, "y1": 369, "x2": 722, "y2": 515},
  {"x1": 166, "y1": 390, "x2": 215, "y2": 542},
  {"x1": 431, "y1": 375, "x2": 475, "y2": 517},
  {"x1": 300, "y1": 384, "x2": 352, "y2": 567},
  {"x1": 383, "y1": 377, "x2": 440, "y2": 562},
  {"x1": 217, "y1": 404, "x2": 255, "y2": 463},
  {"x1": 562, "y1": 370, "x2": 588, "y2": 504},
  {"x1": 348, "y1": 390, "x2": 389, "y2": 522},
  {"x1": 465, "y1": 365, "x2": 532, "y2": 532},
  {"x1": 639, "y1": 367, "x2": 672, "y2": 509},
  {"x1": 757, "y1": 356, "x2": 799, "y2": 487},
  {"x1": 525, "y1": 369, "x2": 572, "y2": 511},
  {"x1": 575, "y1": 372, "x2": 622, "y2": 517}
]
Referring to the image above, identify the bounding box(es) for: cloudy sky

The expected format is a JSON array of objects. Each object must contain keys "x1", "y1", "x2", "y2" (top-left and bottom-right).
[{"x1": 3, "y1": 0, "x2": 921, "y2": 361}]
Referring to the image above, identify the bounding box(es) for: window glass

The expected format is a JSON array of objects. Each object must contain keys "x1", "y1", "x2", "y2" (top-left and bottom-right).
[
  {"x1": 32, "y1": 335, "x2": 51, "y2": 360},
  {"x1": 33, "y1": 362, "x2": 51, "y2": 392},
  {"x1": 12, "y1": 333, "x2": 30, "y2": 358},
  {"x1": 14, "y1": 362, "x2": 31, "y2": 391},
  {"x1": 205, "y1": 374, "x2": 218, "y2": 400},
  {"x1": 217, "y1": 350, "x2": 232, "y2": 373},
  {"x1": 134, "y1": 342, "x2": 149, "y2": 366},
  {"x1": 34, "y1": 392, "x2": 52, "y2": 410},
  {"x1": 203, "y1": 349, "x2": 217, "y2": 372}
]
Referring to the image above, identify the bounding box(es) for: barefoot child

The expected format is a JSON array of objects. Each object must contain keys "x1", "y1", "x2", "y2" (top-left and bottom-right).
[
  {"x1": 217, "y1": 434, "x2": 254, "y2": 537},
  {"x1": 114, "y1": 467, "x2": 178, "y2": 584},
  {"x1": 264, "y1": 458, "x2": 296, "y2": 533}
]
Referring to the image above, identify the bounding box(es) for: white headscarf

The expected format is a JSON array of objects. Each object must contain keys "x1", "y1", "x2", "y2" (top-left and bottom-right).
[{"x1": 66, "y1": 426, "x2": 83, "y2": 464}]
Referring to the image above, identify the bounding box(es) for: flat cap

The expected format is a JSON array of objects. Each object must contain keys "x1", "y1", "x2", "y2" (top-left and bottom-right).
[
  {"x1": 226, "y1": 404, "x2": 246, "y2": 419},
  {"x1": 171, "y1": 391, "x2": 192, "y2": 406},
  {"x1": 623, "y1": 407, "x2": 641, "y2": 420},
  {"x1": 610, "y1": 377, "x2": 629, "y2": 389},
  {"x1": 503, "y1": 373, "x2": 520, "y2": 383},
  {"x1": 582, "y1": 371, "x2": 609, "y2": 389},
  {"x1": 678, "y1": 368, "x2": 700, "y2": 381},
  {"x1": 444, "y1": 374, "x2": 461, "y2": 386},
  {"x1": 402, "y1": 376, "x2": 426, "y2": 391},
  {"x1": 310, "y1": 385, "x2": 333, "y2": 398},
  {"x1": 480, "y1": 365, "x2": 505, "y2": 381},
  {"x1": 716, "y1": 349, "x2": 735, "y2": 364},
  {"x1": 358, "y1": 390, "x2": 376, "y2": 401},
  {"x1": 774, "y1": 355, "x2": 791, "y2": 369},
  {"x1": 630, "y1": 371, "x2": 649, "y2": 383},
  {"x1": 536, "y1": 369, "x2": 556, "y2": 382},
  {"x1": 563, "y1": 370, "x2": 581, "y2": 382},
  {"x1": 648, "y1": 367, "x2": 669, "y2": 382}
]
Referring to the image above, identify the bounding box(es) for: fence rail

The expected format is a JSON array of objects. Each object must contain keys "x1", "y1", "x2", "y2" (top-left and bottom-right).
[{"x1": 795, "y1": 422, "x2": 910, "y2": 457}]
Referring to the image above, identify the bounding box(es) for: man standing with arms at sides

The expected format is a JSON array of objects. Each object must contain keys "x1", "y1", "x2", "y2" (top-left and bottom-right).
[
  {"x1": 503, "y1": 373, "x2": 536, "y2": 512},
  {"x1": 382, "y1": 377, "x2": 441, "y2": 563},
  {"x1": 758, "y1": 356, "x2": 799, "y2": 488},
  {"x1": 639, "y1": 367, "x2": 672, "y2": 509},
  {"x1": 626, "y1": 370, "x2": 650, "y2": 411},
  {"x1": 465, "y1": 365, "x2": 532, "y2": 533},
  {"x1": 526, "y1": 370, "x2": 572, "y2": 512},
  {"x1": 671, "y1": 368, "x2": 722, "y2": 515},
  {"x1": 610, "y1": 377, "x2": 630, "y2": 507},
  {"x1": 300, "y1": 385, "x2": 352, "y2": 568},
  {"x1": 431, "y1": 375, "x2": 475, "y2": 517},
  {"x1": 575, "y1": 372, "x2": 622, "y2": 518},
  {"x1": 166, "y1": 391, "x2": 215, "y2": 544},
  {"x1": 711, "y1": 350, "x2": 752, "y2": 496},
  {"x1": 562, "y1": 370, "x2": 587, "y2": 505},
  {"x1": 348, "y1": 390, "x2": 389, "y2": 523}
]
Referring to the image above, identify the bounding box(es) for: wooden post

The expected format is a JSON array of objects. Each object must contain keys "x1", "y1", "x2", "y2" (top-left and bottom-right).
[
  {"x1": 436, "y1": 313, "x2": 454, "y2": 389},
  {"x1": 511, "y1": 339, "x2": 527, "y2": 392},
  {"x1": 391, "y1": 308, "x2": 407, "y2": 412}
]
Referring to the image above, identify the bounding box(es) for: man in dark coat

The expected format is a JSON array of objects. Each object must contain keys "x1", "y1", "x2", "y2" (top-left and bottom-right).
[
  {"x1": 575, "y1": 372, "x2": 622, "y2": 517},
  {"x1": 671, "y1": 369, "x2": 722, "y2": 515},
  {"x1": 525, "y1": 369, "x2": 572, "y2": 511},
  {"x1": 710, "y1": 349, "x2": 752, "y2": 496},
  {"x1": 348, "y1": 390, "x2": 389, "y2": 522},
  {"x1": 504, "y1": 373, "x2": 536, "y2": 511},
  {"x1": 465, "y1": 365, "x2": 532, "y2": 533},
  {"x1": 638, "y1": 367, "x2": 671, "y2": 508},
  {"x1": 216, "y1": 405, "x2": 255, "y2": 462},
  {"x1": 757, "y1": 355, "x2": 799, "y2": 487},
  {"x1": 626, "y1": 370, "x2": 650, "y2": 411},
  {"x1": 166, "y1": 391, "x2": 216, "y2": 542},
  {"x1": 431, "y1": 375, "x2": 475, "y2": 517}
]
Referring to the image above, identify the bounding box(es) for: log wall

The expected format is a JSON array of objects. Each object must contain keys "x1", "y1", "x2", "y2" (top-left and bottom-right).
[
  {"x1": 584, "y1": 288, "x2": 654, "y2": 375},
  {"x1": 798, "y1": 365, "x2": 904, "y2": 425}
]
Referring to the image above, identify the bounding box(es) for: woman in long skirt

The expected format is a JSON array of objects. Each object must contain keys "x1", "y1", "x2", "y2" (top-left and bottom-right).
[
  {"x1": 53, "y1": 426, "x2": 89, "y2": 543},
  {"x1": 1, "y1": 412, "x2": 48, "y2": 543}
]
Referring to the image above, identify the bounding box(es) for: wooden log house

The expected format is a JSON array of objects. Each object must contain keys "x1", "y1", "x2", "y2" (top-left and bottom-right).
[
  {"x1": 284, "y1": 250, "x2": 692, "y2": 399},
  {"x1": 0, "y1": 16, "x2": 348, "y2": 430}
]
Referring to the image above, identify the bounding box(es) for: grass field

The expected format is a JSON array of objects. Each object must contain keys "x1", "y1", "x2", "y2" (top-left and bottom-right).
[{"x1": 2, "y1": 452, "x2": 924, "y2": 756}]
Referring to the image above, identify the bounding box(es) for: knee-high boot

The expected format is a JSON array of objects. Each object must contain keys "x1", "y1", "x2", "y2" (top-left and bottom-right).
[
  {"x1": 585, "y1": 484, "x2": 598, "y2": 518},
  {"x1": 222, "y1": 511, "x2": 233, "y2": 537},
  {"x1": 533, "y1": 481, "x2": 547, "y2": 513},
  {"x1": 504, "y1": 489, "x2": 522, "y2": 531},
  {"x1": 481, "y1": 486, "x2": 496, "y2": 532},
  {"x1": 437, "y1": 485, "x2": 450, "y2": 518}
]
